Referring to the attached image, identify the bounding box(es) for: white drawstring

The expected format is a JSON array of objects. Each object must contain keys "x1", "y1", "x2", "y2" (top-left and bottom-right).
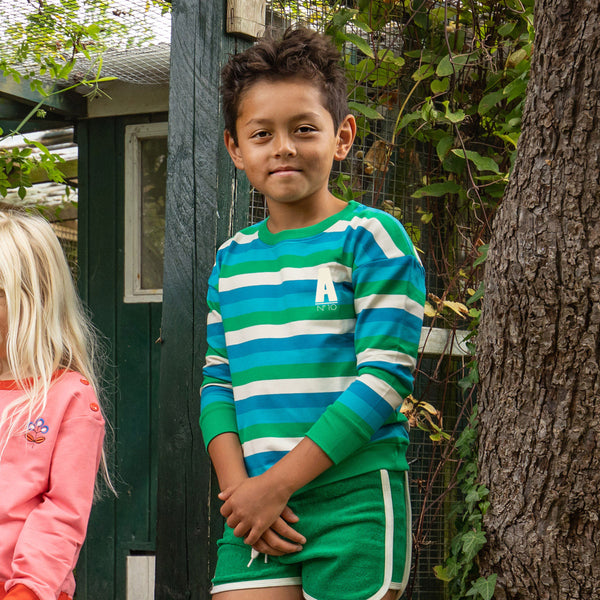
[{"x1": 247, "y1": 548, "x2": 269, "y2": 567}]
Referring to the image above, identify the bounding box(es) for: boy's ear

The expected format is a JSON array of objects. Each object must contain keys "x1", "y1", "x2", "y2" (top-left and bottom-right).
[
  {"x1": 224, "y1": 130, "x2": 245, "y2": 170},
  {"x1": 334, "y1": 114, "x2": 357, "y2": 162}
]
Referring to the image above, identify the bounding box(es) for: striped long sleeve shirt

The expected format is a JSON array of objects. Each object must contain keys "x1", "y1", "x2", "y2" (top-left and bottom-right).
[{"x1": 200, "y1": 200, "x2": 425, "y2": 487}]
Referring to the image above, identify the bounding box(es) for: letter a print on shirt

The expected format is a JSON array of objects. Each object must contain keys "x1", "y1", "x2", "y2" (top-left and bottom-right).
[{"x1": 315, "y1": 267, "x2": 338, "y2": 304}]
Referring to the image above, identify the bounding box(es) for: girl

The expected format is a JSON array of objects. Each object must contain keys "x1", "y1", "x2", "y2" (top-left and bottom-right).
[{"x1": 0, "y1": 210, "x2": 112, "y2": 600}]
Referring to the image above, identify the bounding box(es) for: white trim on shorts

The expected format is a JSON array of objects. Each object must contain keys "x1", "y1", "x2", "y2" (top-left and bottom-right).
[
  {"x1": 211, "y1": 576, "x2": 302, "y2": 594},
  {"x1": 389, "y1": 471, "x2": 412, "y2": 599}
]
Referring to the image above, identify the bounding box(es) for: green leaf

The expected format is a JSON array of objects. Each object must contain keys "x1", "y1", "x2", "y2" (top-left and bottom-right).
[
  {"x1": 467, "y1": 282, "x2": 485, "y2": 305},
  {"x1": 478, "y1": 91, "x2": 504, "y2": 115},
  {"x1": 498, "y1": 21, "x2": 516, "y2": 37},
  {"x1": 436, "y1": 54, "x2": 454, "y2": 77},
  {"x1": 395, "y1": 111, "x2": 422, "y2": 133},
  {"x1": 506, "y1": 47, "x2": 528, "y2": 68},
  {"x1": 436, "y1": 135, "x2": 454, "y2": 162},
  {"x1": 442, "y1": 101, "x2": 466, "y2": 123},
  {"x1": 452, "y1": 149, "x2": 500, "y2": 173},
  {"x1": 430, "y1": 78, "x2": 449, "y2": 94},
  {"x1": 473, "y1": 244, "x2": 488, "y2": 267},
  {"x1": 341, "y1": 32, "x2": 374, "y2": 58},
  {"x1": 412, "y1": 181, "x2": 461, "y2": 198},
  {"x1": 412, "y1": 63, "x2": 436, "y2": 81},
  {"x1": 433, "y1": 565, "x2": 453, "y2": 582},
  {"x1": 466, "y1": 574, "x2": 498, "y2": 600},
  {"x1": 348, "y1": 101, "x2": 384, "y2": 120},
  {"x1": 503, "y1": 77, "x2": 528, "y2": 102},
  {"x1": 495, "y1": 131, "x2": 520, "y2": 149},
  {"x1": 436, "y1": 53, "x2": 470, "y2": 77},
  {"x1": 461, "y1": 529, "x2": 487, "y2": 562}
]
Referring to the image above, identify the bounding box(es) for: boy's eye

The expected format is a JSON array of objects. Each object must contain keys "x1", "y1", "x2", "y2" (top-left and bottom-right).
[
  {"x1": 251, "y1": 130, "x2": 271, "y2": 139},
  {"x1": 296, "y1": 125, "x2": 316, "y2": 134}
]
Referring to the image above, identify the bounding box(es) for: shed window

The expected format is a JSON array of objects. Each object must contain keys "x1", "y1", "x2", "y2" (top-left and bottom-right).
[{"x1": 124, "y1": 122, "x2": 167, "y2": 303}]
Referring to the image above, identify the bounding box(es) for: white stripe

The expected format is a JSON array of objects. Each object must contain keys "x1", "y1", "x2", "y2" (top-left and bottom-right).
[
  {"x1": 201, "y1": 382, "x2": 232, "y2": 392},
  {"x1": 354, "y1": 294, "x2": 424, "y2": 320},
  {"x1": 241, "y1": 437, "x2": 303, "y2": 457},
  {"x1": 358, "y1": 373, "x2": 402, "y2": 409},
  {"x1": 211, "y1": 577, "x2": 302, "y2": 594},
  {"x1": 364, "y1": 470, "x2": 395, "y2": 600},
  {"x1": 357, "y1": 348, "x2": 416, "y2": 371},
  {"x1": 225, "y1": 318, "x2": 355, "y2": 346},
  {"x1": 324, "y1": 215, "x2": 406, "y2": 259},
  {"x1": 233, "y1": 376, "x2": 355, "y2": 402},
  {"x1": 219, "y1": 263, "x2": 352, "y2": 292},
  {"x1": 219, "y1": 229, "x2": 259, "y2": 251},
  {"x1": 206, "y1": 309, "x2": 222, "y2": 325},
  {"x1": 203, "y1": 354, "x2": 228, "y2": 368},
  {"x1": 388, "y1": 471, "x2": 413, "y2": 598}
]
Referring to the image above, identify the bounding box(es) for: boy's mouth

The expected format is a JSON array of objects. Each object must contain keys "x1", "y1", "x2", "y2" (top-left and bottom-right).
[{"x1": 270, "y1": 166, "x2": 300, "y2": 175}]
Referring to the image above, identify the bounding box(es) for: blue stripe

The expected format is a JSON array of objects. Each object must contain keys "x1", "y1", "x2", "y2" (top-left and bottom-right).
[
  {"x1": 371, "y1": 423, "x2": 410, "y2": 442},
  {"x1": 203, "y1": 363, "x2": 231, "y2": 383},
  {"x1": 244, "y1": 451, "x2": 287, "y2": 477},
  {"x1": 235, "y1": 391, "x2": 340, "y2": 414},
  {"x1": 357, "y1": 309, "x2": 423, "y2": 343},
  {"x1": 229, "y1": 345, "x2": 356, "y2": 371},
  {"x1": 228, "y1": 333, "x2": 355, "y2": 360},
  {"x1": 338, "y1": 380, "x2": 393, "y2": 430},
  {"x1": 238, "y1": 406, "x2": 328, "y2": 429},
  {"x1": 201, "y1": 385, "x2": 234, "y2": 409}
]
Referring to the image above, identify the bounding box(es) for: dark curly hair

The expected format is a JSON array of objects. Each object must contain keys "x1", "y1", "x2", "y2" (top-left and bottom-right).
[{"x1": 221, "y1": 27, "x2": 349, "y2": 144}]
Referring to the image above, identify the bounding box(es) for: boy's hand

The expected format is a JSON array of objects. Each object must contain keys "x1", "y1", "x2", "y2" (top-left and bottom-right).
[
  {"x1": 219, "y1": 475, "x2": 305, "y2": 550},
  {"x1": 253, "y1": 507, "x2": 305, "y2": 556}
]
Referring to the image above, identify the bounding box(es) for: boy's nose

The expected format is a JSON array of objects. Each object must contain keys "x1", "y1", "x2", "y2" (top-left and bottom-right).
[{"x1": 273, "y1": 134, "x2": 296, "y2": 157}]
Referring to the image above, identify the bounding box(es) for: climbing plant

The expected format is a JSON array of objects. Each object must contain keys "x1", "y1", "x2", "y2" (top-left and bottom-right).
[{"x1": 270, "y1": 0, "x2": 535, "y2": 598}]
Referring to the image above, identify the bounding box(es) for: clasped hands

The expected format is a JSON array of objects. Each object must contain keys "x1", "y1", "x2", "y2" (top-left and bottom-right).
[{"x1": 219, "y1": 473, "x2": 306, "y2": 556}]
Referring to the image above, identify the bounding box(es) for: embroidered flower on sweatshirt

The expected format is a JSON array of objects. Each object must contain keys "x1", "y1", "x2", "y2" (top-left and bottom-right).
[{"x1": 26, "y1": 418, "x2": 49, "y2": 444}]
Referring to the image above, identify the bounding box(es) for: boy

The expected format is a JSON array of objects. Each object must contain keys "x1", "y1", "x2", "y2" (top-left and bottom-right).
[{"x1": 200, "y1": 27, "x2": 425, "y2": 600}]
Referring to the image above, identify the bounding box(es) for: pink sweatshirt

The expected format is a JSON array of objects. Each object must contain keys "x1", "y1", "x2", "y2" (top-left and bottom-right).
[{"x1": 0, "y1": 371, "x2": 105, "y2": 600}]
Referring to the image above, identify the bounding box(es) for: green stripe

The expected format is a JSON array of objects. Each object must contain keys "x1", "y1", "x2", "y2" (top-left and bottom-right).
[
  {"x1": 234, "y1": 361, "x2": 357, "y2": 386},
  {"x1": 355, "y1": 336, "x2": 419, "y2": 356},
  {"x1": 224, "y1": 304, "x2": 355, "y2": 330},
  {"x1": 355, "y1": 279, "x2": 425, "y2": 304},
  {"x1": 220, "y1": 248, "x2": 355, "y2": 278},
  {"x1": 360, "y1": 366, "x2": 411, "y2": 397}
]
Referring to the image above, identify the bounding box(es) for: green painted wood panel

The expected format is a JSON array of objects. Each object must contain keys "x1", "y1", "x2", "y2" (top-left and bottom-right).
[
  {"x1": 76, "y1": 113, "x2": 166, "y2": 600},
  {"x1": 155, "y1": 0, "x2": 249, "y2": 597}
]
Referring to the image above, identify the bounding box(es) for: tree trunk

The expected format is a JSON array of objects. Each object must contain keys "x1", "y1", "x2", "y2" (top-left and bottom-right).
[{"x1": 477, "y1": 1, "x2": 600, "y2": 598}]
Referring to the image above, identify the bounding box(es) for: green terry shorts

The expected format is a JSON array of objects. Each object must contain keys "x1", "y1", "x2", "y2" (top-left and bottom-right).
[{"x1": 211, "y1": 469, "x2": 411, "y2": 600}]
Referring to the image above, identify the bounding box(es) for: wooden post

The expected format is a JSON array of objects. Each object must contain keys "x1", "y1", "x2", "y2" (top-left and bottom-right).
[
  {"x1": 155, "y1": 0, "x2": 250, "y2": 598},
  {"x1": 226, "y1": 0, "x2": 266, "y2": 39}
]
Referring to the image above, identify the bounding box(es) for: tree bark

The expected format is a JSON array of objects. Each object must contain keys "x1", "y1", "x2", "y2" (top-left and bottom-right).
[{"x1": 477, "y1": 1, "x2": 600, "y2": 598}]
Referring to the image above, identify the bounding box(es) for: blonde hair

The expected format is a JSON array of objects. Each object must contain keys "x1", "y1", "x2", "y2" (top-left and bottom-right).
[{"x1": 0, "y1": 209, "x2": 114, "y2": 495}]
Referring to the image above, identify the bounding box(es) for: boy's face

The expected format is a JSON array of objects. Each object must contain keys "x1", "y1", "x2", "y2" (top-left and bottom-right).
[{"x1": 225, "y1": 77, "x2": 355, "y2": 214}]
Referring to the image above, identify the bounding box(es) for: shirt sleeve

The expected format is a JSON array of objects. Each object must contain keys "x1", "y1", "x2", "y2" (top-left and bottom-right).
[
  {"x1": 6, "y1": 387, "x2": 105, "y2": 600},
  {"x1": 200, "y1": 260, "x2": 238, "y2": 449},
  {"x1": 306, "y1": 227, "x2": 426, "y2": 464}
]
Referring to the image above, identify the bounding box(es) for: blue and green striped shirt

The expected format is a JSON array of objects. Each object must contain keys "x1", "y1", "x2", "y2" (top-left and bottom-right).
[{"x1": 200, "y1": 200, "x2": 425, "y2": 485}]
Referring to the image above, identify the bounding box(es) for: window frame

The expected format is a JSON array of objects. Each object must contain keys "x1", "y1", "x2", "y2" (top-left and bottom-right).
[{"x1": 123, "y1": 122, "x2": 168, "y2": 304}]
